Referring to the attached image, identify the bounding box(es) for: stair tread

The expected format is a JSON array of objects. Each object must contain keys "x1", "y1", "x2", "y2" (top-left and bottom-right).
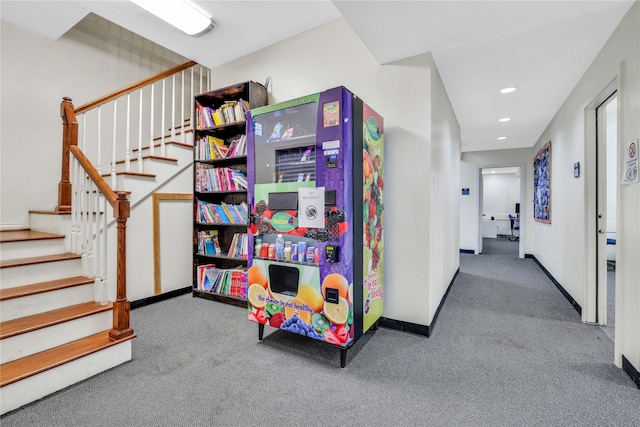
[
  {"x1": 100, "y1": 171, "x2": 156, "y2": 178},
  {"x1": 0, "y1": 330, "x2": 135, "y2": 387},
  {"x1": 0, "y1": 252, "x2": 80, "y2": 269},
  {"x1": 114, "y1": 155, "x2": 178, "y2": 165},
  {"x1": 0, "y1": 301, "x2": 113, "y2": 339},
  {"x1": 0, "y1": 230, "x2": 65, "y2": 243},
  {"x1": 0, "y1": 276, "x2": 94, "y2": 301}
]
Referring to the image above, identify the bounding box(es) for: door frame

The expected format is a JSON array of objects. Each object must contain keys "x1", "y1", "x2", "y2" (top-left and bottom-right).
[
  {"x1": 475, "y1": 163, "x2": 525, "y2": 258},
  {"x1": 584, "y1": 78, "x2": 618, "y2": 325}
]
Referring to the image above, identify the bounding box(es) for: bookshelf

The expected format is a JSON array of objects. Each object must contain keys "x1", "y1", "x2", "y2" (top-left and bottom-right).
[{"x1": 193, "y1": 81, "x2": 268, "y2": 304}]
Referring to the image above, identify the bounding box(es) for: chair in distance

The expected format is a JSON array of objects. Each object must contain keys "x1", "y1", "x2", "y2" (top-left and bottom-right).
[{"x1": 508, "y1": 214, "x2": 520, "y2": 241}]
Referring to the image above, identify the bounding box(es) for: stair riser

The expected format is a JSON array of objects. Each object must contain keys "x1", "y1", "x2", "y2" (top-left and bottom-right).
[
  {"x1": 0, "y1": 340, "x2": 132, "y2": 415},
  {"x1": 29, "y1": 214, "x2": 70, "y2": 236},
  {"x1": 138, "y1": 142, "x2": 193, "y2": 162},
  {"x1": 0, "y1": 239, "x2": 66, "y2": 262},
  {"x1": 1, "y1": 310, "x2": 112, "y2": 364},
  {"x1": 114, "y1": 158, "x2": 182, "y2": 177},
  {"x1": 1, "y1": 259, "x2": 82, "y2": 289},
  {"x1": 1, "y1": 283, "x2": 95, "y2": 322}
]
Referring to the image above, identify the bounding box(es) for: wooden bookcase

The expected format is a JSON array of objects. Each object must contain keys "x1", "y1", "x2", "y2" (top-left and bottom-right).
[{"x1": 192, "y1": 81, "x2": 268, "y2": 304}]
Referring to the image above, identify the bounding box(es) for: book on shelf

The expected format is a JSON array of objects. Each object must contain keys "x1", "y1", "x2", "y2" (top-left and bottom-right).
[
  {"x1": 227, "y1": 233, "x2": 248, "y2": 259},
  {"x1": 195, "y1": 164, "x2": 247, "y2": 192},
  {"x1": 197, "y1": 264, "x2": 247, "y2": 297},
  {"x1": 197, "y1": 230, "x2": 221, "y2": 255},
  {"x1": 197, "y1": 201, "x2": 248, "y2": 225},
  {"x1": 195, "y1": 134, "x2": 247, "y2": 161},
  {"x1": 196, "y1": 99, "x2": 250, "y2": 130}
]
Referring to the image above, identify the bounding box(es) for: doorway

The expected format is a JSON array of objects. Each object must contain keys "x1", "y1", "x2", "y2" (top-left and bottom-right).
[
  {"x1": 478, "y1": 166, "x2": 523, "y2": 257},
  {"x1": 596, "y1": 93, "x2": 618, "y2": 338}
]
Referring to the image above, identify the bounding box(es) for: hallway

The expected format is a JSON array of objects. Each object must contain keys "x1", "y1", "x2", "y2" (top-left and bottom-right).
[{"x1": 2, "y1": 246, "x2": 638, "y2": 426}]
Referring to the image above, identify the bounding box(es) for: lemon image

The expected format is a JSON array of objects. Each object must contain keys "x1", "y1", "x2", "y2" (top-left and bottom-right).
[
  {"x1": 323, "y1": 297, "x2": 349, "y2": 325},
  {"x1": 248, "y1": 283, "x2": 268, "y2": 308},
  {"x1": 296, "y1": 284, "x2": 324, "y2": 313}
]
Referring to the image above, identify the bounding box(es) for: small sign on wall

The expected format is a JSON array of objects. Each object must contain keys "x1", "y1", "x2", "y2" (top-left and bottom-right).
[
  {"x1": 622, "y1": 138, "x2": 638, "y2": 185},
  {"x1": 462, "y1": 188, "x2": 470, "y2": 195}
]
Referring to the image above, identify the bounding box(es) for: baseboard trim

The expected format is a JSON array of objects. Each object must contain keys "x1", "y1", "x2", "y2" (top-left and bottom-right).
[
  {"x1": 378, "y1": 317, "x2": 429, "y2": 336},
  {"x1": 525, "y1": 254, "x2": 582, "y2": 315},
  {"x1": 460, "y1": 249, "x2": 474, "y2": 254},
  {"x1": 622, "y1": 355, "x2": 640, "y2": 388},
  {"x1": 379, "y1": 268, "x2": 460, "y2": 338},
  {"x1": 131, "y1": 286, "x2": 191, "y2": 310}
]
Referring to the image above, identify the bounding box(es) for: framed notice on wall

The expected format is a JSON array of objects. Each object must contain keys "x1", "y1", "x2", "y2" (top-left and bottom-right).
[{"x1": 533, "y1": 141, "x2": 551, "y2": 223}]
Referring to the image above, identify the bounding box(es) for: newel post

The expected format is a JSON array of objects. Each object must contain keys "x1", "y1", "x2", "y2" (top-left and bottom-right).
[
  {"x1": 57, "y1": 97, "x2": 76, "y2": 213},
  {"x1": 109, "y1": 191, "x2": 134, "y2": 340}
]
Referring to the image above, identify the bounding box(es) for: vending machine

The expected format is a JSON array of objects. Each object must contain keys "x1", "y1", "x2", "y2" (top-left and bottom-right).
[{"x1": 246, "y1": 87, "x2": 384, "y2": 367}]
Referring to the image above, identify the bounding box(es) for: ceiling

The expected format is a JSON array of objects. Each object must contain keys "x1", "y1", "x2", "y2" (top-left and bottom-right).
[{"x1": 1, "y1": 1, "x2": 635, "y2": 152}]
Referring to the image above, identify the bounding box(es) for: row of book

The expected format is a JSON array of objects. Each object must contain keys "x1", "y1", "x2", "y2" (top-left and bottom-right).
[
  {"x1": 196, "y1": 264, "x2": 247, "y2": 297},
  {"x1": 195, "y1": 99, "x2": 249, "y2": 130},
  {"x1": 196, "y1": 230, "x2": 221, "y2": 255},
  {"x1": 195, "y1": 164, "x2": 248, "y2": 192},
  {"x1": 227, "y1": 232, "x2": 248, "y2": 259},
  {"x1": 197, "y1": 200, "x2": 249, "y2": 225},
  {"x1": 195, "y1": 134, "x2": 247, "y2": 161}
]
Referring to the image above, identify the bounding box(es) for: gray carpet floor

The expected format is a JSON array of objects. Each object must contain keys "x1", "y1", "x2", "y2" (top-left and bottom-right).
[{"x1": 2, "y1": 239, "x2": 638, "y2": 426}]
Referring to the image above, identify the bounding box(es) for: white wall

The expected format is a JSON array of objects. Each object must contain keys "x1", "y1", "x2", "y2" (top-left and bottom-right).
[
  {"x1": 0, "y1": 15, "x2": 187, "y2": 229},
  {"x1": 428, "y1": 54, "x2": 461, "y2": 322},
  {"x1": 209, "y1": 19, "x2": 460, "y2": 327},
  {"x1": 482, "y1": 173, "x2": 520, "y2": 219},
  {"x1": 530, "y1": 2, "x2": 639, "y2": 371}
]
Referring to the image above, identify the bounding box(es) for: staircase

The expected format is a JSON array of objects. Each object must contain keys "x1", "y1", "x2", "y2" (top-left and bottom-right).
[
  {"x1": 0, "y1": 226, "x2": 135, "y2": 415},
  {"x1": 0, "y1": 61, "x2": 207, "y2": 415}
]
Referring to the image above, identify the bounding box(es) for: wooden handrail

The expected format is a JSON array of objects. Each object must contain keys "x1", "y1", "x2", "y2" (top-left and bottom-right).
[{"x1": 75, "y1": 60, "x2": 197, "y2": 114}]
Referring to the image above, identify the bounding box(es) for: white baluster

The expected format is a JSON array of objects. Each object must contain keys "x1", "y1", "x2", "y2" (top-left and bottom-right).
[
  {"x1": 161, "y1": 79, "x2": 166, "y2": 156},
  {"x1": 125, "y1": 94, "x2": 131, "y2": 172},
  {"x1": 80, "y1": 173, "x2": 88, "y2": 277},
  {"x1": 149, "y1": 83, "x2": 155, "y2": 156},
  {"x1": 97, "y1": 106, "x2": 102, "y2": 178},
  {"x1": 111, "y1": 99, "x2": 117, "y2": 189},
  {"x1": 93, "y1": 184, "x2": 101, "y2": 280},
  {"x1": 171, "y1": 74, "x2": 176, "y2": 142},
  {"x1": 71, "y1": 153, "x2": 79, "y2": 254},
  {"x1": 190, "y1": 67, "x2": 194, "y2": 141},
  {"x1": 138, "y1": 89, "x2": 143, "y2": 172},
  {"x1": 181, "y1": 70, "x2": 185, "y2": 144},
  {"x1": 86, "y1": 180, "x2": 95, "y2": 279},
  {"x1": 100, "y1": 194, "x2": 108, "y2": 305}
]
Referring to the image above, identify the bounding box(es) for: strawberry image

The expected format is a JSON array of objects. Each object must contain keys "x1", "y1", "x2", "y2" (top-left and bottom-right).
[
  {"x1": 336, "y1": 324, "x2": 349, "y2": 343},
  {"x1": 323, "y1": 329, "x2": 342, "y2": 345}
]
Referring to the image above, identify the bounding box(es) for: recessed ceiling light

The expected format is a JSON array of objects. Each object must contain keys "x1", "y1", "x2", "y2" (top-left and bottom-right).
[
  {"x1": 499, "y1": 117, "x2": 511, "y2": 122},
  {"x1": 497, "y1": 136, "x2": 507, "y2": 140},
  {"x1": 500, "y1": 87, "x2": 517, "y2": 94},
  {"x1": 492, "y1": 170, "x2": 496, "y2": 174}
]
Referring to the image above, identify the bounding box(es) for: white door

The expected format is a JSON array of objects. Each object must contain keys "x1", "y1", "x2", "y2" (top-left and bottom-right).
[{"x1": 595, "y1": 93, "x2": 617, "y2": 325}]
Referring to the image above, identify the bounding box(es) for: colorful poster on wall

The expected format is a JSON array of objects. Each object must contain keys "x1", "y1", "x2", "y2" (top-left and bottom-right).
[
  {"x1": 534, "y1": 141, "x2": 551, "y2": 223},
  {"x1": 621, "y1": 139, "x2": 638, "y2": 185}
]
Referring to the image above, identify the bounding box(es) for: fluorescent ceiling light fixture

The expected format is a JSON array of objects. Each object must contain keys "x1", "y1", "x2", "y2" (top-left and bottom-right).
[
  {"x1": 131, "y1": 0, "x2": 215, "y2": 36},
  {"x1": 497, "y1": 136, "x2": 507, "y2": 140},
  {"x1": 499, "y1": 117, "x2": 511, "y2": 122},
  {"x1": 500, "y1": 87, "x2": 517, "y2": 94}
]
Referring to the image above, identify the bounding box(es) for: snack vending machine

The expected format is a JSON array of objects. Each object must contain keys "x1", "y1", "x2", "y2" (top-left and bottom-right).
[{"x1": 246, "y1": 87, "x2": 384, "y2": 367}]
